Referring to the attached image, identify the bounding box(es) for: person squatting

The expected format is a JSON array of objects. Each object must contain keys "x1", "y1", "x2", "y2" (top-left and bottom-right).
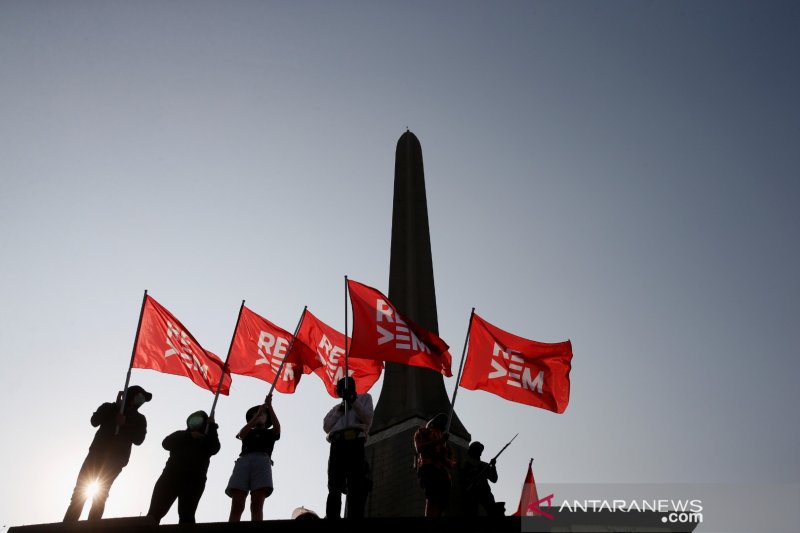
[{"x1": 65, "y1": 383, "x2": 503, "y2": 522}]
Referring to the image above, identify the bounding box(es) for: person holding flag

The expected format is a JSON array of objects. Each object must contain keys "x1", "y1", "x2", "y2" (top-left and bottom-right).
[
  {"x1": 225, "y1": 394, "x2": 281, "y2": 522},
  {"x1": 323, "y1": 376, "x2": 374, "y2": 519},
  {"x1": 64, "y1": 385, "x2": 152, "y2": 521},
  {"x1": 146, "y1": 410, "x2": 220, "y2": 524},
  {"x1": 413, "y1": 413, "x2": 456, "y2": 517}
]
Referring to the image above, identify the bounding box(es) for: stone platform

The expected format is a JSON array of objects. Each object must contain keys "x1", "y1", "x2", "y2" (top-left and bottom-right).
[{"x1": 8, "y1": 511, "x2": 698, "y2": 533}]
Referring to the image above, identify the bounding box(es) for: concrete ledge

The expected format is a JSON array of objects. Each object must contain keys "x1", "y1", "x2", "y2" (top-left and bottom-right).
[{"x1": 9, "y1": 512, "x2": 698, "y2": 533}]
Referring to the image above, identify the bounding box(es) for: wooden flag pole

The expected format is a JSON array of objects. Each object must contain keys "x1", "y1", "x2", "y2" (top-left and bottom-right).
[
  {"x1": 209, "y1": 299, "x2": 245, "y2": 422},
  {"x1": 267, "y1": 306, "x2": 308, "y2": 397},
  {"x1": 446, "y1": 307, "x2": 475, "y2": 433},
  {"x1": 116, "y1": 289, "x2": 148, "y2": 435}
]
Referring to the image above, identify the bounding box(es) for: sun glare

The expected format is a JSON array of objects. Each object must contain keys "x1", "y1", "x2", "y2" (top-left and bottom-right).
[{"x1": 84, "y1": 480, "x2": 100, "y2": 501}]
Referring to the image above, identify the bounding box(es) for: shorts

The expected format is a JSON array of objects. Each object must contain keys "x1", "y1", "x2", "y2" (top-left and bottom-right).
[
  {"x1": 417, "y1": 464, "x2": 450, "y2": 507},
  {"x1": 225, "y1": 453, "x2": 273, "y2": 496}
]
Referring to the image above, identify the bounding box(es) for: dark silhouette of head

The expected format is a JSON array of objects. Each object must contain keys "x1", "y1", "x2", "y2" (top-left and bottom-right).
[
  {"x1": 246, "y1": 404, "x2": 272, "y2": 428},
  {"x1": 427, "y1": 412, "x2": 449, "y2": 430},
  {"x1": 123, "y1": 385, "x2": 152, "y2": 410},
  {"x1": 186, "y1": 410, "x2": 208, "y2": 431},
  {"x1": 336, "y1": 376, "x2": 357, "y2": 401},
  {"x1": 468, "y1": 441, "x2": 484, "y2": 459}
]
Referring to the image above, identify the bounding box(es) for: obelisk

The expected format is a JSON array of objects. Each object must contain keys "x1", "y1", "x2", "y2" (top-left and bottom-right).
[{"x1": 364, "y1": 130, "x2": 470, "y2": 517}]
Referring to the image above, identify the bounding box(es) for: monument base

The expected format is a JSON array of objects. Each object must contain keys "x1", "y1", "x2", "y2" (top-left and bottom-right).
[{"x1": 8, "y1": 513, "x2": 698, "y2": 533}]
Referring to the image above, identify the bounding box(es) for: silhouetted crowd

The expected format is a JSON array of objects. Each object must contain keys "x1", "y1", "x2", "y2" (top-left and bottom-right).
[{"x1": 64, "y1": 378, "x2": 503, "y2": 523}]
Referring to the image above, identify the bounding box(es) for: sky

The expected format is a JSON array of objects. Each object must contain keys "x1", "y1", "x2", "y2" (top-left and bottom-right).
[{"x1": 1, "y1": 1, "x2": 798, "y2": 530}]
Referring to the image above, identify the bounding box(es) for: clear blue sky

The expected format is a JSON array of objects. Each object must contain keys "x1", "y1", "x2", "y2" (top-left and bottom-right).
[{"x1": 1, "y1": 1, "x2": 798, "y2": 529}]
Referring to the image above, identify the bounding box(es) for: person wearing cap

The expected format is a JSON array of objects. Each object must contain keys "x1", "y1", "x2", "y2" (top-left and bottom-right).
[
  {"x1": 146, "y1": 410, "x2": 220, "y2": 524},
  {"x1": 322, "y1": 376, "x2": 373, "y2": 519},
  {"x1": 413, "y1": 413, "x2": 456, "y2": 517},
  {"x1": 64, "y1": 385, "x2": 151, "y2": 521},
  {"x1": 225, "y1": 394, "x2": 280, "y2": 522},
  {"x1": 460, "y1": 441, "x2": 503, "y2": 516}
]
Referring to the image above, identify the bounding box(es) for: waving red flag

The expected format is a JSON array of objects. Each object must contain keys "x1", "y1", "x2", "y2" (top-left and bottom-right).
[
  {"x1": 460, "y1": 314, "x2": 572, "y2": 413},
  {"x1": 292, "y1": 310, "x2": 382, "y2": 398},
  {"x1": 348, "y1": 279, "x2": 452, "y2": 376},
  {"x1": 133, "y1": 295, "x2": 231, "y2": 395},
  {"x1": 227, "y1": 306, "x2": 305, "y2": 393}
]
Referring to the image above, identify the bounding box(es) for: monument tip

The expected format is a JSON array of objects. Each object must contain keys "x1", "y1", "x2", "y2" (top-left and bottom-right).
[{"x1": 397, "y1": 129, "x2": 421, "y2": 149}]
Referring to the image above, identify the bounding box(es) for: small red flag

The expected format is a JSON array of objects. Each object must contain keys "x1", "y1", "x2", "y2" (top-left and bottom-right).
[
  {"x1": 460, "y1": 314, "x2": 572, "y2": 413},
  {"x1": 347, "y1": 279, "x2": 452, "y2": 376},
  {"x1": 292, "y1": 310, "x2": 382, "y2": 398},
  {"x1": 227, "y1": 306, "x2": 305, "y2": 393},
  {"x1": 513, "y1": 461, "x2": 541, "y2": 517},
  {"x1": 133, "y1": 296, "x2": 231, "y2": 395}
]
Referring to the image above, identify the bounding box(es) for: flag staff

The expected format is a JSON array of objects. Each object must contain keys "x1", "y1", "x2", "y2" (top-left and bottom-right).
[
  {"x1": 344, "y1": 275, "x2": 350, "y2": 381},
  {"x1": 446, "y1": 307, "x2": 475, "y2": 433},
  {"x1": 209, "y1": 299, "x2": 245, "y2": 421},
  {"x1": 267, "y1": 306, "x2": 308, "y2": 397},
  {"x1": 343, "y1": 275, "x2": 350, "y2": 418},
  {"x1": 117, "y1": 289, "x2": 148, "y2": 435}
]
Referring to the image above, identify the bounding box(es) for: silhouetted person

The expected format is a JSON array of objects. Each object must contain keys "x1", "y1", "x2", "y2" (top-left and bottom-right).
[
  {"x1": 64, "y1": 385, "x2": 151, "y2": 521},
  {"x1": 461, "y1": 441, "x2": 503, "y2": 516},
  {"x1": 226, "y1": 394, "x2": 280, "y2": 522},
  {"x1": 323, "y1": 376, "x2": 373, "y2": 518},
  {"x1": 413, "y1": 413, "x2": 455, "y2": 517},
  {"x1": 146, "y1": 410, "x2": 220, "y2": 524}
]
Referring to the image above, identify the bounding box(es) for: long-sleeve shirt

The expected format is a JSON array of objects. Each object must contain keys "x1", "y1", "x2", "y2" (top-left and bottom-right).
[
  {"x1": 160, "y1": 425, "x2": 221, "y2": 479},
  {"x1": 87, "y1": 402, "x2": 147, "y2": 466},
  {"x1": 323, "y1": 394, "x2": 374, "y2": 441}
]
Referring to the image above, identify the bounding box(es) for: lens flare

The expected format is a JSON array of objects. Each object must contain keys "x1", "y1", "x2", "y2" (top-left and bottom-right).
[{"x1": 84, "y1": 480, "x2": 101, "y2": 500}]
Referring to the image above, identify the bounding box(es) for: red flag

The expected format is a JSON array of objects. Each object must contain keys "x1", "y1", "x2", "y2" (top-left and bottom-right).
[
  {"x1": 347, "y1": 279, "x2": 452, "y2": 376},
  {"x1": 513, "y1": 461, "x2": 541, "y2": 517},
  {"x1": 133, "y1": 295, "x2": 231, "y2": 395},
  {"x1": 460, "y1": 313, "x2": 572, "y2": 413},
  {"x1": 226, "y1": 306, "x2": 305, "y2": 393},
  {"x1": 291, "y1": 310, "x2": 382, "y2": 398}
]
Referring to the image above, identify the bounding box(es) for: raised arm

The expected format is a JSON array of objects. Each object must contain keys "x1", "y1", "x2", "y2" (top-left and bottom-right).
[
  {"x1": 349, "y1": 394, "x2": 374, "y2": 432},
  {"x1": 267, "y1": 395, "x2": 280, "y2": 439}
]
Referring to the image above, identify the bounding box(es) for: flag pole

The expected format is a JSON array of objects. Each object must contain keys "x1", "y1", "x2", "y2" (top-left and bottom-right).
[
  {"x1": 446, "y1": 307, "x2": 475, "y2": 433},
  {"x1": 267, "y1": 306, "x2": 308, "y2": 397},
  {"x1": 342, "y1": 277, "x2": 353, "y2": 518},
  {"x1": 209, "y1": 299, "x2": 245, "y2": 422},
  {"x1": 344, "y1": 275, "x2": 350, "y2": 419},
  {"x1": 344, "y1": 275, "x2": 350, "y2": 382},
  {"x1": 117, "y1": 289, "x2": 148, "y2": 435}
]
